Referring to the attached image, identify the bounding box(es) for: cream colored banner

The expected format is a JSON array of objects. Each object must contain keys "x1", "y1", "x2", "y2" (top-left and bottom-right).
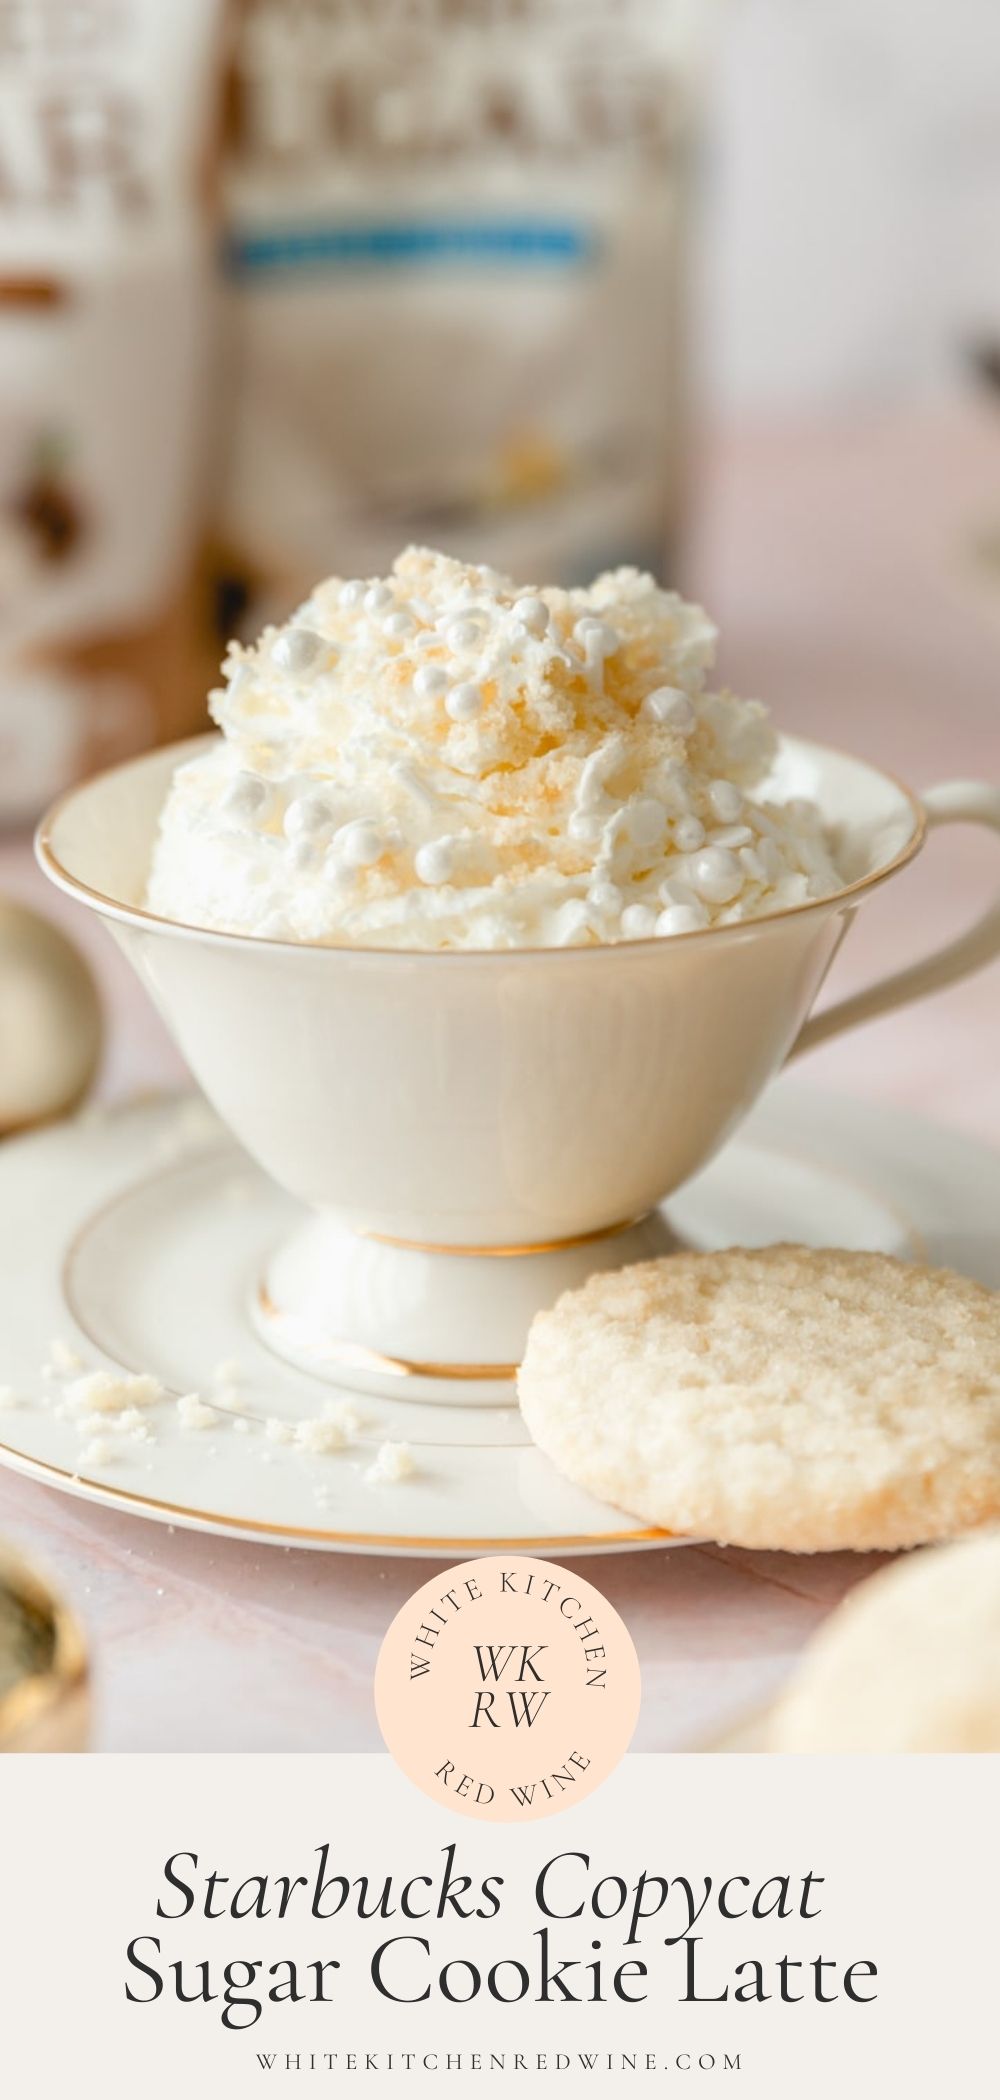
[{"x1": 1, "y1": 1754, "x2": 994, "y2": 2097}]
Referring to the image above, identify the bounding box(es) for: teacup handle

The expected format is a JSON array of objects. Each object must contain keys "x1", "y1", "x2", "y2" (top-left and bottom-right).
[{"x1": 791, "y1": 779, "x2": 1000, "y2": 1057}]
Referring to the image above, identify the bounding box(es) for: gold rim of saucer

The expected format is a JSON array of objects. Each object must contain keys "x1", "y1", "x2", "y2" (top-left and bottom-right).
[
  {"x1": 0, "y1": 1438, "x2": 669, "y2": 1554},
  {"x1": 35, "y1": 733, "x2": 927, "y2": 960},
  {"x1": 0, "y1": 1548, "x2": 88, "y2": 1751}
]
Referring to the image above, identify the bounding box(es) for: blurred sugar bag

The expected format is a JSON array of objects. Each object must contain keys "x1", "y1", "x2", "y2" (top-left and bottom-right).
[
  {"x1": 0, "y1": 0, "x2": 229, "y2": 824},
  {"x1": 217, "y1": 0, "x2": 718, "y2": 624},
  {"x1": 0, "y1": 899, "x2": 101, "y2": 1133}
]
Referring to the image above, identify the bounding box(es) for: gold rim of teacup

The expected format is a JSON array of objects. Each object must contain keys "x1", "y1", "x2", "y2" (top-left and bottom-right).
[
  {"x1": 35, "y1": 733, "x2": 927, "y2": 960},
  {"x1": 357, "y1": 1211, "x2": 649, "y2": 1257}
]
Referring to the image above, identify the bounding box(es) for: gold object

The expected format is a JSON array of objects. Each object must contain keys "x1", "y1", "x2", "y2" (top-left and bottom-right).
[
  {"x1": 36, "y1": 736, "x2": 927, "y2": 957},
  {"x1": 0, "y1": 1438, "x2": 667, "y2": 1552},
  {"x1": 359, "y1": 1212, "x2": 649, "y2": 1257},
  {"x1": 257, "y1": 1285, "x2": 517, "y2": 1380},
  {"x1": 0, "y1": 1545, "x2": 89, "y2": 1751},
  {"x1": 0, "y1": 899, "x2": 101, "y2": 1135}
]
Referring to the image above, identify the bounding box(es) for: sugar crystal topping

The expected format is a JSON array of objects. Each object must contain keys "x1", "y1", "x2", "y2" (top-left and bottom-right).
[{"x1": 147, "y1": 547, "x2": 841, "y2": 949}]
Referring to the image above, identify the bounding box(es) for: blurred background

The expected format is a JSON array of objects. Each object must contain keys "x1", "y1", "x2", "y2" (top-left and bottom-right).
[
  {"x1": 2, "y1": 0, "x2": 998, "y2": 816},
  {"x1": 705, "y1": 0, "x2": 1000, "y2": 412},
  {"x1": 2, "y1": 0, "x2": 999, "y2": 1122},
  {"x1": 1, "y1": 0, "x2": 999, "y2": 1751}
]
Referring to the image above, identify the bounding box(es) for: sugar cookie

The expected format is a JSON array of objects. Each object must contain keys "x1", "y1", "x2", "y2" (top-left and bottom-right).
[
  {"x1": 768, "y1": 1531, "x2": 1000, "y2": 1749},
  {"x1": 517, "y1": 1245, "x2": 1000, "y2": 1552}
]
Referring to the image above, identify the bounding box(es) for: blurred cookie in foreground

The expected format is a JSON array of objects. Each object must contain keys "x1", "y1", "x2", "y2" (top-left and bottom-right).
[
  {"x1": 768, "y1": 1533, "x2": 1000, "y2": 1750},
  {"x1": 0, "y1": 901, "x2": 101, "y2": 1134},
  {"x1": 517, "y1": 1245, "x2": 1000, "y2": 1552}
]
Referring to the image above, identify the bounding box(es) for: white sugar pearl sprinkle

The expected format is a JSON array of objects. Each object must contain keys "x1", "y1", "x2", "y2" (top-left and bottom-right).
[
  {"x1": 575, "y1": 617, "x2": 619, "y2": 658},
  {"x1": 620, "y1": 903, "x2": 659, "y2": 940},
  {"x1": 444, "y1": 618, "x2": 485, "y2": 651},
  {"x1": 445, "y1": 684, "x2": 485, "y2": 726},
  {"x1": 383, "y1": 610, "x2": 415, "y2": 638},
  {"x1": 692, "y1": 846, "x2": 743, "y2": 905},
  {"x1": 222, "y1": 773, "x2": 268, "y2": 818},
  {"x1": 413, "y1": 663, "x2": 449, "y2": 700},
  {"x1": 708, "y1": 779, "x2": 744, "y2": 824},
  {"x1": 657, "y1": 903, "x2": 708, "y2": 936},
  {"x1": 446, "y1": 682, "x2": 483, "y2": 722},
  {"x1": 335, "y1": 821, "x2": 385, "y2": 869},
  {"x1": 554, "y1": 900, "x2": 592, "y2": 945},
  {"x1": 288, "y1": 837, "x2": 317, "y2": 872},
  {"x1": 515, "y1": 595, "x2": 550, "y2": 636},
  {"x1": 673, "y1": 814, "x2": 705, "y2": 852},
  {"x1": 641, "y1": 686, "x2": 695, "y2": 732},
  {"x1": 711, "y1": 823, "x2": 754, "y2": 850},
  {"x1": 414, "y1": 838, "x2": 456, "y2": 886},
  {"x1": 364, "y1": 582, "x2": 393, "y2": 613},
  {"x1": 272, "y1": 626, "x2": 325, "y2": 675},
  {"x1": 338, "y1": 580, "x2": 365, "y2": 608},
  {"x1": 659, "y1": 876, "x2": 696, "y2": 907},
  {"x1": 588, "y1": 881, "x2": 623, "y2": 915},
  {"x1": 283, "y1": 793, "x2": 335, "y2": 840}
]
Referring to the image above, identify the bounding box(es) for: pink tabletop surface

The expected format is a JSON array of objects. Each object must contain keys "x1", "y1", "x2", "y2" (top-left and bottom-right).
[{"x1": 1, "y1": 403, "x2": 999, "y2": 1752}]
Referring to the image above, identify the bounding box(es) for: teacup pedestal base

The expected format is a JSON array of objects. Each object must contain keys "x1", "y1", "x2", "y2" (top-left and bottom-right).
[{"x1": 251, "y1": 1209, "x2": 679, "y2": 1405}]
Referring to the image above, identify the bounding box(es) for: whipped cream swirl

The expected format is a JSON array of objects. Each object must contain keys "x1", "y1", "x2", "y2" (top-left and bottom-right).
[{"x1": 146, "y1": 547, "x2": 841, "y2": 948}]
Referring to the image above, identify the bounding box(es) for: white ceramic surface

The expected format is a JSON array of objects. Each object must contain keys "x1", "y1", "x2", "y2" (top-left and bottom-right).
[
  {"x1": 36, "y1": 737, "x2": 1000, "y2": 1397},
  {"x1": 0, "y1": 1085, "x2": 998, "y2": 1557},
  {"x1": 253, "y1": 1208, "x2": 679, "y2": 1404}
]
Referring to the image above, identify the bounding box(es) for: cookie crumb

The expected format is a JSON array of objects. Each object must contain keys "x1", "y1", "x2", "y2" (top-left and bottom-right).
[
  {"x1": 65, "y1": 1370, "x2": 163, "y2": 1416},
  {"x1": 365, "y1": 1440, "x2": 416, "y2": 1486},
  {"x1": 177, "y1": 1393, "x2": 217, "y2": 1432},
  {"x1": 322, "y1": 1397, "x2": 364, "y2": 1439},
  {"x1": 79, "y1": 1436, "x2": 115, "y2": 1467},
  {"x1": 295, "y1": 1417, "x2": 347, "y2": 1455}
]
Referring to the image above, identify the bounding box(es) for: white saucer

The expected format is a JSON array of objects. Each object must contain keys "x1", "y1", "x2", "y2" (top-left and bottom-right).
[{"x1": 0, "y1": 1086, "x2": 997, "y2": 1557}]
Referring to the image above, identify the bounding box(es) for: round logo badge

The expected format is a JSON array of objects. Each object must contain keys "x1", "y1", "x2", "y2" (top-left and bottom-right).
[{"x1": 375, "y1": 1555, "x2": 641, "y2": 1822}]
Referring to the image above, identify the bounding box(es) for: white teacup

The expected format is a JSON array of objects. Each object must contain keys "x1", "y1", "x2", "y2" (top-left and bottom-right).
[{"x1": 38, "y1": 734, "x2": 1000, "y2": 1402}]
